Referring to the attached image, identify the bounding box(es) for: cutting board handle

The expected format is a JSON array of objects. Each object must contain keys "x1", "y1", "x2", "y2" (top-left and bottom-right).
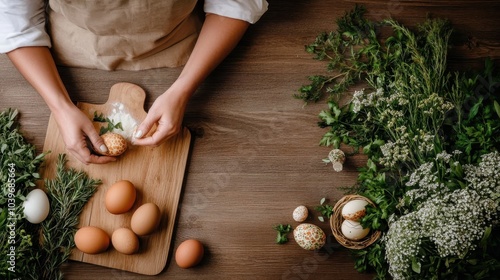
[{"x1": 106, "y1": 82, "x2": 147, "y2": 120}]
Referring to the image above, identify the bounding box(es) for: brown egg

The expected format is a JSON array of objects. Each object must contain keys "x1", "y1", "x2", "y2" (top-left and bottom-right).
[
  {"x1": 112, "y1": 228, "x2": 139, "y2": 255},
  {"x1": 74, "y1": 226, "x2": 110, "y2": 254},
  {"x1": 175, "y1": 239, "x2": 204, "y2": 269},
  {"x1": 101, "y1": 132, "x2": 128, "y2": 156},
  {"x1": 130, "y1": 202, "x2": 161, "y2": 236},
  {"x1": 105, "y1": 180, "x2": 136, "y2": 214}
]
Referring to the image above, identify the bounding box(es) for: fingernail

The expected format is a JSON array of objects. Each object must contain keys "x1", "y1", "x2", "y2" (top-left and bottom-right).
[
  {"x1": 100, "y1": 144, "x2": 108, "y2": 153},
  {"x1": 134, "y1": 130, "x2": 143, "y2": 138}
]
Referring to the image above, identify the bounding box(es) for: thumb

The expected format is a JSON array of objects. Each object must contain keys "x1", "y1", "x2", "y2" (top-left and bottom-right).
[
  {"x1": 133, "y1": 114, "x2": 156, "y2": 140},
  {"x1": 86, "y1": 127, "x2": 108, "y2": 154}
]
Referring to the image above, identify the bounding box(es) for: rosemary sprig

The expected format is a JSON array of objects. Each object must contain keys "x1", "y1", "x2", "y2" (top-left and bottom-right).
[{"x1": 35, "y1": 154, "x2": 101, "y2": 280}]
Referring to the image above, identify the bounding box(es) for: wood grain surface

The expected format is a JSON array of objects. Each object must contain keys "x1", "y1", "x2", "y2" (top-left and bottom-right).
[
  {"x1": 1, "y1": 0, "x2": 499, "y2": 279},
  {"x1": 40, "y1": 83, "x2": 191, "y2": 275}
]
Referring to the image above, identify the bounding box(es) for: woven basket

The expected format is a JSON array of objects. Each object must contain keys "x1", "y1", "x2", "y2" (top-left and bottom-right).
[{"x1": 330, "y1": 195, "x2": 381, "y2": 249}]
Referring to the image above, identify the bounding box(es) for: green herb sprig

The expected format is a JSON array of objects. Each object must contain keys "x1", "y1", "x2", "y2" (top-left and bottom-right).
[
  {"x1": 93, "y1": 111, "x2": 123, "y2": 135},
  {"x1": 314, "y1": 197, "x2": 333, "y2": 222},
  {"x1": 273, "y1": 224, "x2": 292, "y2": 244}
]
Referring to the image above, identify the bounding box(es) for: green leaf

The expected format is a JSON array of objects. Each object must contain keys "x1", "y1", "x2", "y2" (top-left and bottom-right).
[
  {"x1": 411, "y1": 257, "x2": 421, "y2": 274},
  {"x1": 494, "y1": 100, "x2": 500, "y2": 118},
  {"x1": 273, "y1": 224, "x2": 292, "y2": 244},
  {"x1": 468, "y1": 98, "x2": 483, "y2": 120}
]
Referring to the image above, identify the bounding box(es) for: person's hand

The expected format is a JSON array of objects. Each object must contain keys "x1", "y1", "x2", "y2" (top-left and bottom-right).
[
  {"x1": 53, "y1": 105, "x2": 117, "y2": 164},
  {"x1": 132, "y1": 87, "x2": 189, "y2": 146}
]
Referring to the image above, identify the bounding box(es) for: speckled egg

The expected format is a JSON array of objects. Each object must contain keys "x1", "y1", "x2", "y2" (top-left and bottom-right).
[
  {"x1": 293, "y1": 223, "x2": 326, "y2": 251},
  {"x1": 341, "y1": 199, "x2": 368, "y2": 221},
  {"x1": 292, "y1": 205, "x2": 308, "y2": 222},
  {"x1": 101, "y1": 132, "x2": 128, "y2": 156}
]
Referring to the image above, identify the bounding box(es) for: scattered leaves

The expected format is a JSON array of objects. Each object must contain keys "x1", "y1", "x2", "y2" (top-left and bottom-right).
[
  {"x1": 315, "y1": 197, "x2": 334, "y2": 221},
  {"x1": 273, "y1": 224, "x2": 293, "y2": 244}
]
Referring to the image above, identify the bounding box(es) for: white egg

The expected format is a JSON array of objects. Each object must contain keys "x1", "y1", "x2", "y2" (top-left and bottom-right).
[
  {"x1": 292, "y1": 205, "x2": 308, "y2": 222},
  {"x1": 341, "y1": 199, "x2": 368, "y2": 221},
  {"x1": 23, "y1": 189, "x2": 50, "y2": 224},
  {"x1": 341, "y1": 220, "x2": 370, "y2": 240}
]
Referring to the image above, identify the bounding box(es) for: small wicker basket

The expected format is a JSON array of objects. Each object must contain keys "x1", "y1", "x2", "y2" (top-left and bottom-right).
[{"x1": 330, "y1": 195, "x2": 381, "y2": 249}]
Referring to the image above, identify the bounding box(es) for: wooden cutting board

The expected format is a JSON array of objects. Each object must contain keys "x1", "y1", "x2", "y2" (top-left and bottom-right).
[{"x1": 40, "y1": 82, "x2": 191, "y2": 275}]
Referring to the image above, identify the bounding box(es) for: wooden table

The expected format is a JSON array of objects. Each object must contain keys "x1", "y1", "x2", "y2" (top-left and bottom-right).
[{"x1": 1, "y1": 1, "x2": 499, "y2": 279}]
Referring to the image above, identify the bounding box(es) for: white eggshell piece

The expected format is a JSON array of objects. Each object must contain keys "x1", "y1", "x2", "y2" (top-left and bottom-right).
[
  {"x1": 341, "y1": 199, "x2": 368, "y2": 221},
  {"x1": 23, "y1": 189, "x2": 50, "y2": 224},
  {"x1": 341, "y1": 220, "x2": 370, "y2": 240},
  {"x1": 292, "y1": 205, "x2": 308, "y2": 222},
  {"x1": 293, "y1": 223, "x2": 326, "y2": 250}
]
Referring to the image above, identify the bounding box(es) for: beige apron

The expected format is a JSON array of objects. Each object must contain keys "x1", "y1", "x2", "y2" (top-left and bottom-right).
[{"x1": 47, "y1": 0, "x2": 202, "y2": 70}]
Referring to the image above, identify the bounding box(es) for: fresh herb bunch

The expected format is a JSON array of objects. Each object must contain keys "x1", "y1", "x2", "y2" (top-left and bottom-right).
[
  {"x1": 34, "y1": 154, "x2": 101, "y2": 280},
  {"x1": 0, "y1": 109, "x2": 101, "y2": 279},
  {"x1": 0, "y1": 109, "x2": 46, "y2": 279},
  {"x1": 298, "y1": 6, "x2": 500, "y2": 279}
]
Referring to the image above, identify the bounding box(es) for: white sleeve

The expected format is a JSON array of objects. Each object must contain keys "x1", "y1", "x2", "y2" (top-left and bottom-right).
[
  {"x1": 0, "y1": 0, "x2": 51, "y2": 53},
  {"x1": 204, "y1": 0, "x2": 268, "y2": 24}
]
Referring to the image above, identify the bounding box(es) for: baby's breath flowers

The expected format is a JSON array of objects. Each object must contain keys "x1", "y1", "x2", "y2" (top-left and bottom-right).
[{"x1": 386, "y1": 152, "x2": 500, "y2": 277}]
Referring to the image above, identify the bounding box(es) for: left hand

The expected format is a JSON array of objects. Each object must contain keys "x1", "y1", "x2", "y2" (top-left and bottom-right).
[{"x1": 132, "y1": 87, "x2": 189, "y2": 146}]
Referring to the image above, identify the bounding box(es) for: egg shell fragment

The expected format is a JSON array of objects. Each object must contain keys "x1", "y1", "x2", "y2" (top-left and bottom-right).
[
  {"x1": 74, "y1": 226, "x2": 110, "y2": 254},
  {"x1": 131, "y1": 202, "x2": 161, "y2": 236},
  {"x1": 105, "y1": 180, "x2": 136, "y2": 214},
  {"x1": 23, "y1": 189, "x2": 50, "y2": 224},
  {"x1": 293, "y1": 223, "x2": 326, "y2": 251},
  {"x1": 292, "y1": 205, "x2": 308, "y2": 222},
  {"x1": 112, "y1": 228, "x2": 139, "y2": 255},
  {"x1": 341, "y1": 199, "x2": 369, "y2": 221},
  {"x1": 341, "y1": 220, "x2": 370, "y2": 240},
  {"x1": 175, "y1": 239, "x2": 204, "y2": 268}
]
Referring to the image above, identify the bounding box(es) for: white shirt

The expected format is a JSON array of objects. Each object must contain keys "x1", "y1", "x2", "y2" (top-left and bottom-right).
[{"x1": 0, "y1": 0, "x2": 268, "y2": 54}]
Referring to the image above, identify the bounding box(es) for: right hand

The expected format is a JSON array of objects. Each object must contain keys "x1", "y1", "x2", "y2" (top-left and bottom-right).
[{"x1": 53, "y1": 106, "x2": 116, "y2": 164}]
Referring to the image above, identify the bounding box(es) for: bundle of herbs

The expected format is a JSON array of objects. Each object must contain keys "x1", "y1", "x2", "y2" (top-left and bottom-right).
[
  {"x1": 0, "y1": 109, "x2": 101, "y2": 279},
  {"x1": 297, "y1": 5, "x2": 500, "y2": 279},
  {"x1": 1, "y1": 109, "x2": 45, "y2": 279}
]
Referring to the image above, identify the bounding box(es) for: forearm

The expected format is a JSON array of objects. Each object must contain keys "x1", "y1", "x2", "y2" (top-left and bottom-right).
[
  {"x1": 7, "y1": 46, "x2": 73, "y2": 114},
  {"x1": 171, "y1": 14, "x2": 249, "y2": 97}
]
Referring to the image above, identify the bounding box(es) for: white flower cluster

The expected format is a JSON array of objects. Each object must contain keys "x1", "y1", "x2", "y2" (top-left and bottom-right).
[
  {"x1": 384, "y1": 213, "x2": 422, "y2": 279},
  {"x1": 417, "y1": 93, "x2": 454, "y2": 116},
  {"x1": 413, "y1": 129, "x2": 435, "y2": 154},
  {"x1": 380, "y1": 138, "x2": 410, "y2": 168},
  {"x1": 379, "y1": 128, "x2": 435, "y2": 168},
  {"x1": 385, "y1": 151, "x2": 500, "y2": 279},
  {"x1": 464, "y1": 151, "x2": 500, "y2": 205},
  {"x1": 351, "y1": 88, "x2": 384, "y2": 113}
]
